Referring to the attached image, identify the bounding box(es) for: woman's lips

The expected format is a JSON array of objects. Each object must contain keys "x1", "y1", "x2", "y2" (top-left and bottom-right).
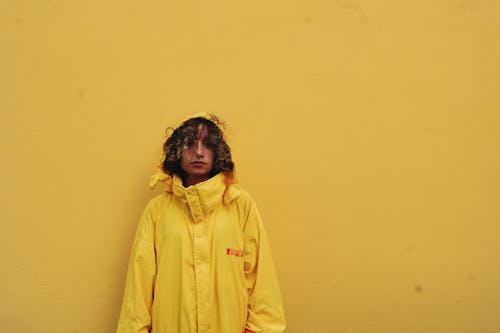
[{"x1": 191, "y1": 161, "x2": 206, "y2": 167}]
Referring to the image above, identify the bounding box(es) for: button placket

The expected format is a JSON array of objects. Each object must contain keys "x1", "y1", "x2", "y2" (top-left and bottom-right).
[{"x1": 188, "y1": 188, "x2": 210, "y2": 331}]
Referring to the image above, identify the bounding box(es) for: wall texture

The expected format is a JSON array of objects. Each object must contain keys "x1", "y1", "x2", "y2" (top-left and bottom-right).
[{"x1": 1, "y1": 0, "x2": 499, "y2": 332}]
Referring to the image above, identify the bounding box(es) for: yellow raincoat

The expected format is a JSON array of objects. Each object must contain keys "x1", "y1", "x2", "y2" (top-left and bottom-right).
[{"x1": 116, "y1": 118, "x2": 286, "y2": 333}]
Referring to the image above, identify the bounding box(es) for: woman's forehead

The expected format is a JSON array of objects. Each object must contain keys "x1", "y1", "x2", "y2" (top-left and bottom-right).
[{"x1": 180, "y1": 122, "x2": 212, "y2": 140}]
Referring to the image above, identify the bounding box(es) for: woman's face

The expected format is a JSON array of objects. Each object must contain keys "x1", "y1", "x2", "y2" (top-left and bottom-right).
[{"x1": 179, "y1": 124, "x2": 214, "y2": 186}]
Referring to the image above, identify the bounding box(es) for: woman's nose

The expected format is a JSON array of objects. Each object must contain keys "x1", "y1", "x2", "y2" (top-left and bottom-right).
[{"x1": 194, "y1": 140, "x2": 204, "y2": 156}]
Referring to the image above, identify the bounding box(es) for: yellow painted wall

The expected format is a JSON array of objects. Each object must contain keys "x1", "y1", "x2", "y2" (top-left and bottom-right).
[{"x1": 1, "y1": 0, "x2": 499, "y2": 332}]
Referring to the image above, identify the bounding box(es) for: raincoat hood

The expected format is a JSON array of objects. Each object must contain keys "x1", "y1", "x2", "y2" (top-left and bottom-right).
[{"x1": 149, "y1": 112, "x2": 237, "y2": 202}]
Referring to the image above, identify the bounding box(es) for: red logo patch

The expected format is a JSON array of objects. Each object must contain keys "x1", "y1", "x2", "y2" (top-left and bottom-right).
[{"x1": 226, "y1": 248, "x2": 244, "y2": 257}]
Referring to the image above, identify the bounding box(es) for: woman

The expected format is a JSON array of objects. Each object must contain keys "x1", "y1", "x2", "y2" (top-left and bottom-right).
[{"x1": 116, "y1": 113, "x2": 286, "y2": 333}]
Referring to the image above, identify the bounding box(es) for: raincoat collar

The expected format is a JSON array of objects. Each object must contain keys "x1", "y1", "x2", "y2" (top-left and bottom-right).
[{"x1": 170, "y1": 172, "x2": 239, "y2": 223}]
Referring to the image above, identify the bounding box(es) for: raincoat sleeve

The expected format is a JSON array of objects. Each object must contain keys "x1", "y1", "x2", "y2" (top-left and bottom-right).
[
  {"x1": 116, "y1": 199, "x2": 157, "y2": 333},
  {"x1": 243, "y1": 196, "x2": 286, "y2": 333}
]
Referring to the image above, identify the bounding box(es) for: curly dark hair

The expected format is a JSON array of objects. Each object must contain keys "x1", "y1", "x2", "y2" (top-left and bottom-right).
[{"x1": 161, "y1": 116, "x2": 234, "y2": 181}]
